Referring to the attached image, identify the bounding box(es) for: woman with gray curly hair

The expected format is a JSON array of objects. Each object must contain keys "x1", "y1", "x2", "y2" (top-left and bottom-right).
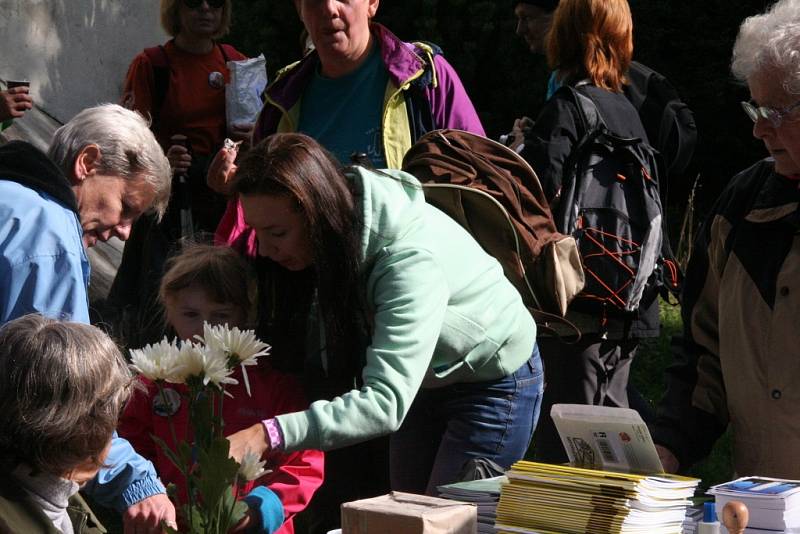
[
  {"x1": 652, "y1": 0, "x2": 800, "y2": 478},
  {"x1": 0, "y1": 314, "x2": 136, "y2": 533}
]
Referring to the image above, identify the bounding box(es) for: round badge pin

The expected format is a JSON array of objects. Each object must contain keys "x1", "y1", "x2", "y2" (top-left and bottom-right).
[
  {"x1": 152, "y1": 388, "x2": 182, "y2": 417},
  {"x1": 208, "y1": 71, "x2": 225, "y2": 89}
]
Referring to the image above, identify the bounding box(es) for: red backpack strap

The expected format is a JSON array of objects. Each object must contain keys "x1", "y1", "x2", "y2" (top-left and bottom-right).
[
  {"x1": 218, "y1": 43, "x2": 237, "y2": 63},
  {"x1": 143, "y1": 44, "x2": 171, "y2": 123}
]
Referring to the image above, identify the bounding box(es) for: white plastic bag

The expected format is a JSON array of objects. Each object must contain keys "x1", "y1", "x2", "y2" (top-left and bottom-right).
[{"x1": 225, "y1": 54, "x2": 267, "y2": 130}]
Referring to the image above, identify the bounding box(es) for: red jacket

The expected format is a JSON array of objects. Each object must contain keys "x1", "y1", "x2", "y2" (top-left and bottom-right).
[{"x1": 118, "y1": 362, "x2": 324, "y2": 534}]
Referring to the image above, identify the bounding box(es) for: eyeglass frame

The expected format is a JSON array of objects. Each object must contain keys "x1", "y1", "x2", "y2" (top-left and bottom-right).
[
  {"x1": 741, "y1": 99, "x2": 800, "y2": 129},
  {"x1": 182, "y1": 0, "x2": 225, "y2": 10}
]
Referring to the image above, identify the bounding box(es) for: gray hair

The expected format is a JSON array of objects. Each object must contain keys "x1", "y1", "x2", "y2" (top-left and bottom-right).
[
  {"x1": 48, "y1": 103, "x2": 172, "y2": 218},
  {"x1": 732, "y1": 0, "x2": 800, "y2": 94},
  {"x1": 0, "y1": 315, "x2": 133, "y2": 477}
]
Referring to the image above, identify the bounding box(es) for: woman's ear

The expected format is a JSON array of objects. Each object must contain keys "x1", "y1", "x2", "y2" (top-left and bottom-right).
[
  {"x1": 368, "y1": 0, "x2": 380, "y2": 18},
  {"x1": 70, "y1": 144, "x2": 101, "y2": 185}
]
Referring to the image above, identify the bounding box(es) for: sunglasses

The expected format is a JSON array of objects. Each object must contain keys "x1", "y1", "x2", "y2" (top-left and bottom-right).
[
  {"x1": 183, "y1": 0, "x2": 224, "y2": 9},
  {"x1": 741, "y1": 99, "x2": 800, "y2": 129}
]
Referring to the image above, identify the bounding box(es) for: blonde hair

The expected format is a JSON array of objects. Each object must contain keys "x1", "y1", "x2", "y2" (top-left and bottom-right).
[
  {"x1": 160, "y1": 0, "x2": 233, "y2": 39},
  {"x1": 547, "y1": 0, "x2": 633, "y2": 92},
  {"x1": 0, "y1": 315, "x2": 133, "y2": 476},
  {"x1": 159, "y1": 243, "x2": 257, "y2": 325}
]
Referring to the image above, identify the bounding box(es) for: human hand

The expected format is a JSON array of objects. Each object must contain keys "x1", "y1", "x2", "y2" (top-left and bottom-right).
[
  {"x1": 207, "y1": 143, "x2": 240, "y2": 195},
  {"x1": 226, "y1": 423, "x2": 270, "y2": 464},
  {"x1": 228, "y1": 122, "x2": 254, "y2": 145},
  {"x1": 123, "y1": 493, "x2": 177, "y2": 534},
  {"x1": 167, "y1": 134, "x2": 192, "y2": 175},
  {"x1": 656, "y1": 444, "x2": 680, "y2": 473},
  {"x1": 228, "y1": 506, "x2": 259, "y2": 532},
  {"x1": 509, "y1": 116, "x2": 534, "y2": 151},
  {"x1": 0, "y1": 86, "x2": 33, "y2": 121}
]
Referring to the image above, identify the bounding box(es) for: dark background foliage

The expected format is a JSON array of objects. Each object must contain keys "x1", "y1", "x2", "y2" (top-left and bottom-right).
[{"x1": 227, "y1": 0, "x2": 775, "y2": 212}]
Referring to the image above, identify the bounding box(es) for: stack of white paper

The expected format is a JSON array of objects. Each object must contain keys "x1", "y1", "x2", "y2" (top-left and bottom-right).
[{"x1": 709, "y1": 477, "x2": 800, "y2": 532}]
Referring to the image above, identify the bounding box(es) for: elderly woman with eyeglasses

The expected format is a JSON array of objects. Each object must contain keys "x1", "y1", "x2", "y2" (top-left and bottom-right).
[
  {"x1": 0, "y1": 315, "x2": 150, "y2": 533},
  {"x1": 109, "y1": 0, "x2": 250, "y2": 348},
  {"x1": 652, "y1": 0, "x2": 800, "y2": 479}
]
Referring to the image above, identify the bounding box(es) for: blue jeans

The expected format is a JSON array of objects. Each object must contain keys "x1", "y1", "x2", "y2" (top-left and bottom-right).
[{"x1": 390, "y1": 344, "x2": 544, "y2": 495}]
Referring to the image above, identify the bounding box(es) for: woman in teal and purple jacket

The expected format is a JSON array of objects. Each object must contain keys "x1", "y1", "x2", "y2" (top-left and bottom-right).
[{"x1": 211, "y1": 0, "x2": 484, "y2": 257}]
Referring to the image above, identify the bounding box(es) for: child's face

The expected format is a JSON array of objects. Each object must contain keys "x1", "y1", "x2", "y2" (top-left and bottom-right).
[{"x1": 166, "y1": 286, "x2": 246, "y2": 341}]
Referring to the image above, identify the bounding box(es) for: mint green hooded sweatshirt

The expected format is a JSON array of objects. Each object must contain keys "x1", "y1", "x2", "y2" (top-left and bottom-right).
[{"x1": 277, "y1": 167, "x2": 536, "y2": 453}]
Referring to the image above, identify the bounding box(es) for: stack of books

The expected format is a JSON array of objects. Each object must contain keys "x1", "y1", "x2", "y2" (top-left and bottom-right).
[
  {"x1": 679, "y1": 503, "x2": 704, "y2": 534},
  {"x1": 495, "y1": 461, "x2": 700, "y2": 533},
  {"x1": 438, "y1": 476, "x2": 505, "y2": 533},
  {"x1": 709, "y1": 476, "x2": 800, "y2": 532}
]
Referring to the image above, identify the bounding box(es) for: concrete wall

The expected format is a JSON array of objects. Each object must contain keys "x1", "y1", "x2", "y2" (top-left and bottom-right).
[
  {"x1": 0, "y1": 0, "x2": 167, "y2": 124},
  {"x1": 0, "y1": 0, "x2": 168, "y2": 302}
]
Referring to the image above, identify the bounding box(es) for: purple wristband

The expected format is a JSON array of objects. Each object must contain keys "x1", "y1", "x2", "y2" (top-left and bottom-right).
[{"x1": 263, "y1": 418, "x2": 285, "y2": 452}]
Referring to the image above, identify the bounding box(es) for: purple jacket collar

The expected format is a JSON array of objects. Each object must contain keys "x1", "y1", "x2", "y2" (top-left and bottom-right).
[{"x1": 257, "y1": 23, "x2": 427, "y2": 142}]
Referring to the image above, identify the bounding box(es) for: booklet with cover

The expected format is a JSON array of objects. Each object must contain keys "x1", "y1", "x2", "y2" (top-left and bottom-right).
[
  {"x1": 551, "y1": 403, "x2": 664, "y2": 474},
  {"x1": 709, "y1": 476, "x2": 800, "y2": 531}
]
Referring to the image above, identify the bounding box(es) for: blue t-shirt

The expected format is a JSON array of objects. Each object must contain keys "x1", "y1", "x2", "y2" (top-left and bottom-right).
[{"x1": 298, "y1": 45, "x2": 389, "y2": 168}]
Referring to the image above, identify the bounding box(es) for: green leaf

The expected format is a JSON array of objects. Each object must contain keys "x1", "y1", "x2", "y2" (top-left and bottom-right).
[
  {"x1": 195, "y1": 437, "x2": 240, "y2": 515},
  {"x1": 151, "y1": 434, "x2": 186, "y2": 475}
]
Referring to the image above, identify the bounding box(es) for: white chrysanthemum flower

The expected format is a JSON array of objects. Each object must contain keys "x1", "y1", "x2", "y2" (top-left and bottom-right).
[
  {"x1": 169, "y1": 342, "x2": 237, "y2": 389},
  {"x1": 167, "y1": 342, "x2": 207, "y2": 384},
  {"x1": 201, "y1": 345, "x2": 239, "y2": 388},
  {"x1": 129, "y1": 339, "x2": 183, "y2": 382},
  {"x1": 200, "y1": 323, "x2": 270, "y2": 364},
  {"x1": 198, "y1": 323, "x2": 271, "y2": 396},
  {"x1": 238, "y1": 450, "x2": 268, "y2": 482}
]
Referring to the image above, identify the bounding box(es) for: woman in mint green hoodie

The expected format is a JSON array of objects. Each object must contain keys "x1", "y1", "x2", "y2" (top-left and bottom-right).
[{"x1": 225, "y1": 133, "x2": 542, "y2": 500}]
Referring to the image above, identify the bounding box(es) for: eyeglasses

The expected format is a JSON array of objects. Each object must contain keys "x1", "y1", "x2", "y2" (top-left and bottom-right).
[
  {"x1": 741, "y1": 99, "x2": 800, "y2": 128},
  {"x1": 183, "y1": 0, "x2": 224, "y2": 9}
]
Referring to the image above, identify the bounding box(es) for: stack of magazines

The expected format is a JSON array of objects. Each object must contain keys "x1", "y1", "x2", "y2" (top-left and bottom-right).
[
  {"x1": 438, "y1": 476, "x2": 506, "y2": 533},
  {"x1": 495, "y1": 461, "x2": 700, "y2": 533},
  {"x1": 492, "y1": 404, "x2": 701, "y2": 534},
  {"x1": 709, "y1": 476, "x2": 800, "y2": 532}
]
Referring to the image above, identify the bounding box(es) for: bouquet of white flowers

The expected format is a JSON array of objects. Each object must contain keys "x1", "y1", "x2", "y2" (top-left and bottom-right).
[{"x1": 129, "y1": 323, "x2": 271, "y2": 533}]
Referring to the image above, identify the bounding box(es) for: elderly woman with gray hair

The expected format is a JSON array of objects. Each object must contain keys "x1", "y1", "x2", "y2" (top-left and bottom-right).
[
  {"x1": 653, "y1": 0, "x2": 800, "y2": 478},
  {"x1": 0, "y1": 315, "x2": 140, "y2": 533}
]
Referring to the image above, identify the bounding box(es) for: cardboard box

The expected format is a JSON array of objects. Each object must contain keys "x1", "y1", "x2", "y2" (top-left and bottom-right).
[{"x1": 341, "y1": 491, "x2": 477, "y2": 534}]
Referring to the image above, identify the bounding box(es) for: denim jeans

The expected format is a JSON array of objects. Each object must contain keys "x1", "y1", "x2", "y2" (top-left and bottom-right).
[{"x1": 390, "y1": 344, "x2": 544, "y2": 495}]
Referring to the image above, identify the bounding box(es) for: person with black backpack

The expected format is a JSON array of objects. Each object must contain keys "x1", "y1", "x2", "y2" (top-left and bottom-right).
[
  {"x1": 520, "y1": 0, "x2": 672, "y2": 463},
  {"x1": 107, "y1": 0, "x2": 250, "y2": 348},
  {"x1": 507, "y1": 0, "x2": 697, "y2": 184}
]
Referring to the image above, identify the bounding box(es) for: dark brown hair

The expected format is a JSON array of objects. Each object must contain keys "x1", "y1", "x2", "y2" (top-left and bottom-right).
[
  {"x1": 547, "y1": 0, "x2": 633, "y2": 92},
  {"x1": 234, "y1": 133, "x2": 366, "y2": 384}
]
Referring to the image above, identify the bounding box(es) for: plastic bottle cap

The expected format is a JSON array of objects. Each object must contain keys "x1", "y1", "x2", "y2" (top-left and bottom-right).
[{"x1": 704, "y1": 501, "x2": 718, "y2": 523}]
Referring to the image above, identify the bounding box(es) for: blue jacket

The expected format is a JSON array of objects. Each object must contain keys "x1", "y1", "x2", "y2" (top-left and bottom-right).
[{"x1": 0, "y1": 141, "x2": 165, "y2": 510}]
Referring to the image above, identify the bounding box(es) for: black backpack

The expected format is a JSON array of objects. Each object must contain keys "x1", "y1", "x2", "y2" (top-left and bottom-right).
[
  {"x1": 555, "y1": 84, "x2": 680, "y2": 316},
  {"x1": 624, "y1": 62, "x2": 697, "y2": 180}
]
